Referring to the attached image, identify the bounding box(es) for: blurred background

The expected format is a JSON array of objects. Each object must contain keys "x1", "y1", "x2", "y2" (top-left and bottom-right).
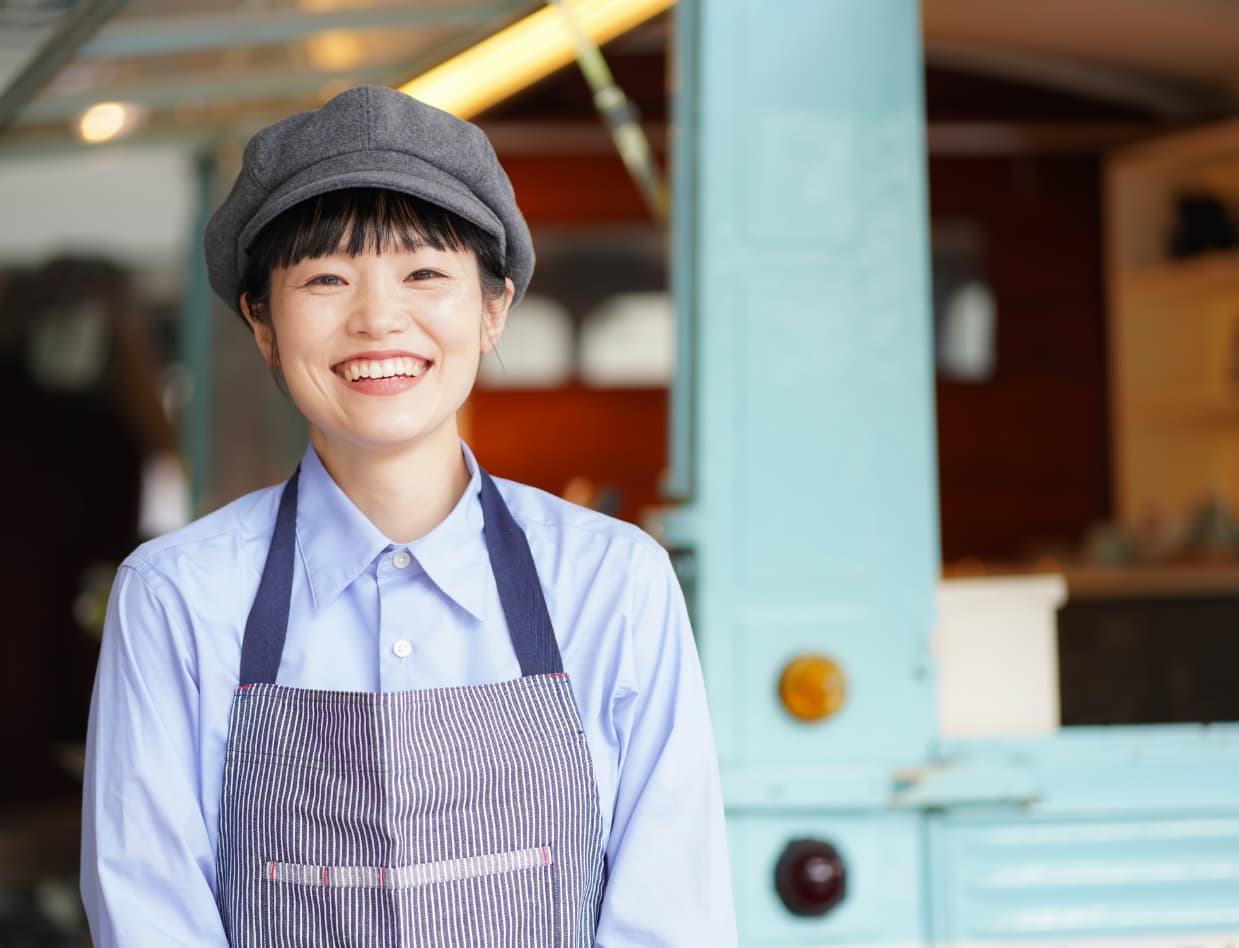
[{"x1": 3, "y1": 0, "x2": 1239, "y2": 945}]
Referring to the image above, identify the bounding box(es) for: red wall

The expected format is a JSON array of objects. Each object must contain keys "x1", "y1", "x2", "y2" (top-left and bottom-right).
[
  {"x1": 466, "y1": 385, "x2": 668, "y2": 524},
  {"x1": 931, "y1": 154, "x2": 1112, "y2": 562}
]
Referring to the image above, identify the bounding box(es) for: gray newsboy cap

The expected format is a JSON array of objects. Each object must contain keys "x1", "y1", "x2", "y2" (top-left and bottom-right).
[{"x1": 204, "y1": 85, "x2": 533, "y2": 313}]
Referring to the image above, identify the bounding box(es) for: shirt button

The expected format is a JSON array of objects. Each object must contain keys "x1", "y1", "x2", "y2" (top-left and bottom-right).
[
  {"x1": 392, "y1": 550, "x2": 411, "y2": 569},
  {"x1": 392, "y1": 640, "x2": 412, "y2": 659}
]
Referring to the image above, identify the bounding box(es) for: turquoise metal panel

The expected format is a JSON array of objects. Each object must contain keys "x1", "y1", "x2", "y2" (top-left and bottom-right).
[
  {"x1": 673, "y1": 0, "x2": 938, "y2": 941},
  {"x1": 729, "y1": 607, "x2": 931, "y2": 767},
  {"x1": 731, "y1": 813, "x2": 924, "y2": 946},
  {"x1": 678, "y1": 0, "x2": 937, "y2": 771},
  {"x1": 674, "y1": 3, "x2": 1239, "y2": 944},
  {"x1": 934, "y1": 726, "x2": 1239, "y2": 813},
  {"x1": 926, "y1": 731, "x2": 1239, "y2": 940},
  {"x1": 928, "y1": 811, "x2": 1239, "y2": 941}
]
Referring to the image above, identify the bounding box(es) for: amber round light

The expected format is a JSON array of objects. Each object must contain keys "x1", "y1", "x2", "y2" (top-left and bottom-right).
[
  {"x1": 774, "y1": 838, "x2": 847, "y2": 916},
  {"x1": 778, "y1": 653, "x2": 847, "y2": 721}
]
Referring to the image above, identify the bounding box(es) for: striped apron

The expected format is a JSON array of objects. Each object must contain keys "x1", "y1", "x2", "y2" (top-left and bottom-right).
[{"x1": 216, "y1": 467, "x2": 606, "y2": 947}]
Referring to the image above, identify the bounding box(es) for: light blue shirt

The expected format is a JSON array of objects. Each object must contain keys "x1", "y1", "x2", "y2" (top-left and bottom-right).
[{"x1": 81, "y1": 442, "x2": 736, "y2": 947}]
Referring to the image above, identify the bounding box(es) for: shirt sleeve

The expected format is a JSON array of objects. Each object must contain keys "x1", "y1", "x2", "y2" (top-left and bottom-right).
[
  {"x1": 81, "y1": 563, "x2": 230, "y2": 947},
  {"x1": 596, "y1": 542, "x2": 738, "y2": 947}
]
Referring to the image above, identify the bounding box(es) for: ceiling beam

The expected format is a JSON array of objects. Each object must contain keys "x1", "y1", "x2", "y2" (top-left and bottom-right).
[
  {"x1": 79, "y1": 2, "x2": 530, "y2": 60},
  {"x1": 14, "y1": 65, "x2": 399, "y2": 125},
  {"x1": 0, "y1": 0, "x2": 128, "y2": 132},
  {"x1": 927, "y1": 121, "x2": 1166, "y2": 156},
  {"x1": 925, "y1": 40, "x2": 1236, "y2": 118},
  {"x1": 0, "y1": 117, "x2": 670, "y2": 159}
]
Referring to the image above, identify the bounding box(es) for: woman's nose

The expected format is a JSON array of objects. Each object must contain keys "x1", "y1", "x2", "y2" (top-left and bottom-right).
[{"x1": 347, "y1": 281, "x2": 408, "y2": 337}]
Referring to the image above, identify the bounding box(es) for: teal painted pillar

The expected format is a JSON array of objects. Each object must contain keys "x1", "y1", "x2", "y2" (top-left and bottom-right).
[
  {"x1": 671, "y1": 1, "x2": 938, "y2": 942},
  {"x1": 181, "y1": 145, "x2": 307, "y2": 513},
  {"x1": 181, "y1": 150, "x2": 216, "y2": 512}
]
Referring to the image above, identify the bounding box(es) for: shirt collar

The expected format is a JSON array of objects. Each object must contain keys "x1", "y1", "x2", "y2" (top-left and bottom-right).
[
  {"x1": 407, "y1": 443, "x2": 489, "y2": 621},
  {"x1": 296, "y1": 442, "x2": 490, "y2": 620}
]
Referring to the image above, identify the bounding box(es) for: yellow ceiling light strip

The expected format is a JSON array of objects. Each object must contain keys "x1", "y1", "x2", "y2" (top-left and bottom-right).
[{"x1": 399, "y1": 0, "x2": 673, "y2": 120}]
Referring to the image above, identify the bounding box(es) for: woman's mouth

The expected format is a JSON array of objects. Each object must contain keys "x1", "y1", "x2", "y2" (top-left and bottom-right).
[{"x1": 337, "y1": 355, "x2": 431, "y2": 382}]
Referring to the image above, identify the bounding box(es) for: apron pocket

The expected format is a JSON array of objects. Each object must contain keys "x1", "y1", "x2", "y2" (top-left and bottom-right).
[{"x1": 260, "y1": 845, "x2": 560, "y2": 948}]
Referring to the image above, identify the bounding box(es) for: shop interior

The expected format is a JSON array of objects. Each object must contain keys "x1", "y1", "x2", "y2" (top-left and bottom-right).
[{"x1": 2, "y1": 0, "x2": 1239, "y2": 943}]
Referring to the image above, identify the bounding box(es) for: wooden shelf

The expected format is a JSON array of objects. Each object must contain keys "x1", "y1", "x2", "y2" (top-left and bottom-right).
[
  {"x1": 1123, "y1": 247, "x2": 1239, "y2": 298},
  {"x1": 944, "y1": 562, "x2": 1239, "y2": 600},
  {"x1": 1131, "y1": 395, "x2": 1239, "y2": 426},
  {"x1": 1107, "y1": 118, "x2": 1239, "y2": 525},
  {"x1": 1065, "y1": 563, "x2": 1239, "y2": 599}
]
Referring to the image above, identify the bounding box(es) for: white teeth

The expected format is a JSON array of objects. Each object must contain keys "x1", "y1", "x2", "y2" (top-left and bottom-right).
[{"x1": 341, "y1": 357, "x2": 428, "y2": 381}]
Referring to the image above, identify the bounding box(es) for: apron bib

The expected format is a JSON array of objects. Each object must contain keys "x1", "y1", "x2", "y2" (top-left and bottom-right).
[{"x1": 216, "y1": 468, "x2": 606, "y2": 947}]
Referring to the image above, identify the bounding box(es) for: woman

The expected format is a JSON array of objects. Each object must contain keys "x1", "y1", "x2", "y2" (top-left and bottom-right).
[{"x1": 80, "y1": 86, "x2": 735, "y2": 947}]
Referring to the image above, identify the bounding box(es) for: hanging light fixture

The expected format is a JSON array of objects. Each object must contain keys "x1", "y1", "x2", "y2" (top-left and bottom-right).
[
  {"x1": 76, "y1": 101, "x2": 144, "y2": 144},
  {"x1": 399, "y1": 0, "x2": 673, "y2": 120}
]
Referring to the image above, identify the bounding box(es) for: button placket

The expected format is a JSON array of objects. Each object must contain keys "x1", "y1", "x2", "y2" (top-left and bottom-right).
[{"x1": 381, "y1": 549, "x2": 415, "y2": 674}]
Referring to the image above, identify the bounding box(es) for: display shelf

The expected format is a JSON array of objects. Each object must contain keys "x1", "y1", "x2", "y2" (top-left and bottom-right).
[
  {"x1": 1123, "y1": 246, "x2": 1239, "y2": 298},
  {"x1": 1107, "y1": 117, "x2": 1239, "y2": 525},
  {"x1": 1130, "y1": 394, "x2": 1239, "y2": 425}
]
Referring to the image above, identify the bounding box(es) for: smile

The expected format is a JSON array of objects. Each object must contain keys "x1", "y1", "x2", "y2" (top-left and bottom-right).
[{"x1": 336, "y1": 355, "x2": 431, "y2": 382}]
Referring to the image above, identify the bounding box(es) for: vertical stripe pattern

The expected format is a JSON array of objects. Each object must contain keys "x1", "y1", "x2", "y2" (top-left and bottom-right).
[
  {"x1": 217, "y1": 466, "x2": 606, "y2": 946},
  {"x1": 217, "y1": 675, "x2": 604, "y2": 947}
]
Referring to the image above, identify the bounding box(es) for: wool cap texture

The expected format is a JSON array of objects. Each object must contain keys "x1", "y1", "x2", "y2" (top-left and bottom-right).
[{"x1": 204, "y1": 85, "x2": 534, "y2": 313}]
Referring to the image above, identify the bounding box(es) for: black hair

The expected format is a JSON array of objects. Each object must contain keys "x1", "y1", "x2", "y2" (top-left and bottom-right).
[{"x1": 237, "y1": 187, "x2": 508, "y2": 328}]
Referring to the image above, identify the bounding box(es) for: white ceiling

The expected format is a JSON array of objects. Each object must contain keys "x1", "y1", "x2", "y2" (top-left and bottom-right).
[
  {"x1": 3, "y1": 0, "x2": 1239, "y2": 151},
  {"x1": 0, "y1": 0, "x2": 537, "y2": 145}
]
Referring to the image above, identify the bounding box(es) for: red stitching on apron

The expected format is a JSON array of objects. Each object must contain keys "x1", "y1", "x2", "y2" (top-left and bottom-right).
[
  {"x1": 269, "y1": 861, "x2": 275, "y2": 881},
  {"x1": 380, "y1": 866, "x2": 385, "y2": 888},
  {"x1": 549, "y1": 673, "x2": 567, "y2": 679},
  {"x1": 322, "y1": 867, "x2": 328, "y2": 887},
  {"x1": 541, "y1": 847, "x2": 549, "y2": 866}
]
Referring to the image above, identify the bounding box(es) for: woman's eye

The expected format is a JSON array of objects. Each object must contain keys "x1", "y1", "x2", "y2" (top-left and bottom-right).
[
  {"x1": 306, "y1": 274, "x2": 344, "y2": 286},
  {"x1": 408, "y1": 269, "x2": 443, "y2": 282}
]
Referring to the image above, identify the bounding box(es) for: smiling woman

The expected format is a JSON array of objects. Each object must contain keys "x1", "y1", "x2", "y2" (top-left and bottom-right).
[
  {"x1": 236, "y1": 189, "x2": 515, "y2": 539},
  {"x1": 79, "y1": 86, "x2": 736, "y2": 948}
]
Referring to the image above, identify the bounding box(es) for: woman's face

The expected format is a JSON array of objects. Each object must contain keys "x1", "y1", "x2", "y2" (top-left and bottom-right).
[{"x1": 244, "y1": 244, "x2": 512, "y2": 459}]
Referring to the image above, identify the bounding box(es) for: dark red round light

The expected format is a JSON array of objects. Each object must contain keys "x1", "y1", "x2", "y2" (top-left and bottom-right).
[{"x1": 774, "y1": 838, "x2": 847, "y2": 916}]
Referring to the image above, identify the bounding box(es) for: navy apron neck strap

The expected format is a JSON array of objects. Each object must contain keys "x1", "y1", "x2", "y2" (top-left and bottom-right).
[
  {"x1": 477, "y1": 468, "x2": 563, "y2": 678},
  {"x1": 239, "y1": 464, "x2": 562, "y2": 685},
  {"x1": 238, "y1": 467, "x2": 300, "y2": 686}
]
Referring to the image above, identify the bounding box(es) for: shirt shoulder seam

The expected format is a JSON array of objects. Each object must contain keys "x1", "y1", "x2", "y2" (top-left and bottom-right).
[
  {"x1": 125, "y1": 519, "x2": 249, "y2": 566},
  {"x1": 112, "y1": 562, "x2": 199, "y2": 664},
  {"x1": 508, "y1": 510, "x2": 665, "y2": 555}
]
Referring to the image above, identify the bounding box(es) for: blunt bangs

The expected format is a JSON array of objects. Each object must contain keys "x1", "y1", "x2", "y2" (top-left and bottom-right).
[{"x1": 237, "y1": 187, "x2": 508, "y2": 321}]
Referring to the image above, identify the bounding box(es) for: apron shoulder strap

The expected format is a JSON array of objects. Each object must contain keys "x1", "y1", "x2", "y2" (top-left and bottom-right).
[
  {"x1": 239, "y1": 468, "x2": 300, "y2": 686},
  {"x1": 478, "y1": 469, "x2": 564, "y2": 677}
]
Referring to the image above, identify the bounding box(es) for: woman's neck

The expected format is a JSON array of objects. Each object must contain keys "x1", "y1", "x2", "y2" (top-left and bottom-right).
[{"x1": 310, "y1": 423, "x2": 471, "y2": 544}]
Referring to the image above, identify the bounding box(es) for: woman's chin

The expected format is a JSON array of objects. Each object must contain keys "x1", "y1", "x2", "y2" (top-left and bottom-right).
[{"x1": 311, "y1": 416, "x2": 458, "y2": 459}]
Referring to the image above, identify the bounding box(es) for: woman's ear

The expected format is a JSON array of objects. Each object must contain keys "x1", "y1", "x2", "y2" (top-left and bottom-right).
[
  {"x1": 480, "y1": 278, "x2": 515, "y2": 354},
  {"x1": 240, "y1": 293, "x2": 279, "y2": 367}
]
